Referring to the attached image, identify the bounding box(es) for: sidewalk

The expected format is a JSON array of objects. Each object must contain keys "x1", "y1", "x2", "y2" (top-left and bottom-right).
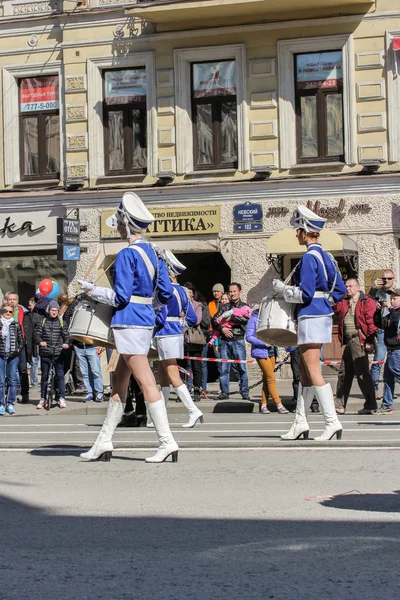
[{"x1": 11, "y1": 375, "x2": 392, "y2": 417}]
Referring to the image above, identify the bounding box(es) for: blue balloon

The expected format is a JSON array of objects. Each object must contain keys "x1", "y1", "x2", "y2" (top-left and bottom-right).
[{"x1": 46, "y1": 281, "x2": 59, "y2": 299}]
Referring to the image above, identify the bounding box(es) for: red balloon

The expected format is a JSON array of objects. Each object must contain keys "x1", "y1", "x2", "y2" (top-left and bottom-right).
[{"x1": 39, "y1": 279, "x2": 53, "y2": 297}]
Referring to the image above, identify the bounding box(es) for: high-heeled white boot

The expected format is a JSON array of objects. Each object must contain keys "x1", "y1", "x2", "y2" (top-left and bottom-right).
[
  {"x1": 280, "y1": 386, "x2": 313, "y2": 440},
  {"x1": 145, "y1": 398, "x2": 179, "y2": 463},
  {"x1": 80, "y1": 399, "x2": 124, "y2": 461},
  {"x1": 313, "y1": 383, "x2": 343, "y2": 441},
  {"x1": 175, "y1": 384, "x2": 204, "y2": 428}
]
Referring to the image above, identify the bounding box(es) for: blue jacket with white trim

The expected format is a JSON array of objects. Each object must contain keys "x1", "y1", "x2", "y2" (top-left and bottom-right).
[
  {"x1": 111, "y1": 240, "x2": 173, "y2": 329},
  {"x1": 155, "y1": 283, "x2": 197, "y2": 337},
  {"x1": 294, "y1": 243, "x2": 346, "y2": 318}
]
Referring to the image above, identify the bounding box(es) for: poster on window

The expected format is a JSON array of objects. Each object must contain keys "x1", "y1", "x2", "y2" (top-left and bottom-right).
[
  {"x1": 105, "y1": 70, "x2": 147, "y2": 104},
  {"x1": 20, "y1": 76, "x2": 59, "y2": 112},
  {"x1": 296, "y1": 51, "x2": 343, "y2": 90},
  {"x1": 193, "y1": 61, "x2": 236, "y2": 98}
]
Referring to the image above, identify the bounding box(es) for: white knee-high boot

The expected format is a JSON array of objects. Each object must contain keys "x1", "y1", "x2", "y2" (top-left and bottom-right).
[
  {"x1": 147, "y1": 386, "x2": 171, "y2": 427},
  {"x1": 175, "y1": 384, "x2": 204, "y2": 428},
  {"x1": 145, "y1": 398, "x2": 179, "y2": 463},
  {"x1": 313, "y1": 384, "x2": 343, "y2": 441},
  {"x1": 280, "y1": 386, "x2": 313, "y2": 440},
  {"x1": 162, "y1": 386, "x2": 171, "y2": 405},
  {"x1": 80, "y1": 399, "x2": 124, "y2": 461}
]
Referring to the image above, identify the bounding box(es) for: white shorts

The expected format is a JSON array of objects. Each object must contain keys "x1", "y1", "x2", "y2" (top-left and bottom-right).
[
  {"x1": 113, "y1": 327, "x2": 153, "y2": 355},
  {"x1": 297, "y1": 316, "x2": 332, "y2": 345},
  {"x1": 157, "y1": 335, "x2": 184, "y2": 361}
]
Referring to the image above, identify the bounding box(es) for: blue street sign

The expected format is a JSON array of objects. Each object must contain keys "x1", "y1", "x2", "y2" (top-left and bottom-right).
[
  {"x1": 233, "y1": 202, "x2": 263, "y2": 223},
  {"x1": 233, "y1": 222, "x2": 263, "y2": 233},
  {"x1": 63, "y1": 245, "x2": 80, "y2": 261}
]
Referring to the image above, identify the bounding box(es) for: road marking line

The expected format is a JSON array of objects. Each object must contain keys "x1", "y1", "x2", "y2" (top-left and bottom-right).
[
  {"x1": 1, "y1": 428, "x2": 399, "y2": 434},
  {"x1": 0, "y1": 446, "x2": 399, "y2": 453}
]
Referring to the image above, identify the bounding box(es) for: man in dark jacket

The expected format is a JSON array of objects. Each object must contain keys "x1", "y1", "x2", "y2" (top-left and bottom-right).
[
  {"x1": 23, "y1": 298, "x2": 40, "y2": 388},
  {"x1": 34, "y1": 300, "x2": 69, "y2": 409},
  {"x1": 7, "y1": 292, "x2": 30, "y2": 404},
  {"x1": 369, "y1": 269, "x2": 397, "y2": 395},
  {"x1": 375, "y1": 288, "x2": 400, "y2": 414},
  {"x1": 334, "y1": 278, "x2": 377, "y2": 415},
  {"x1": 212, "y1": 282, "x2": 250, "y2": 400}
]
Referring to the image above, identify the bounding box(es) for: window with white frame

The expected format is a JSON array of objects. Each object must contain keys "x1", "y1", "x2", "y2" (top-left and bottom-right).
[
  {"x1": 103, "y1": 68, "x2": 147, "y2": 175},
  {"x1": 278, "y1": 35, "x2": 356, "y2": 169},
  {"x1": 174, "y1": 45, "x2": 248, "y2": 175},
  {"x1": 3, "y1": 62, "x2": 63, "y2": 186},
  {"x1": 19, "y1": 75, "x2": 60, "y2": 180},
  {"x1": 87, "y1": 53, "x2": 157, "y2": 182}
]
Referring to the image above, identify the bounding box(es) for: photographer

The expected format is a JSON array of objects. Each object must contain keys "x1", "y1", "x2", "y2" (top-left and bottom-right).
[
  {"x1": 369, "y1": 270, "x2": 397, "y2": 396},
  {"x1": 334, "y1": 278, "x2": 377, "y2": 415}
]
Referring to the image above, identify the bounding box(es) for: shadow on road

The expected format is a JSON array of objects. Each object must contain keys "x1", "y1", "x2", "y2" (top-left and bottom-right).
[
  {"x1": 321, "y1": 490, "x2": 400, "y2": 513},
  {"x1": 0, "y1": 492, "x2": 399, "y2": 599}
]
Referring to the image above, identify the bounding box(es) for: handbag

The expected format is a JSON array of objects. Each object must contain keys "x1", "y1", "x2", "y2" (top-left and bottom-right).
[{"x1": 184, "y1": 325, "x2": 206, "y2": 346}]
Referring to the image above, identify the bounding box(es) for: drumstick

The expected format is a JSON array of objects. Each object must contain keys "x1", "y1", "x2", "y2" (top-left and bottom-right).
[
  {"x1": 107, "y1": 350, "x2": 119, "y2": 372},
  {"x1": 75, "y1": 251, "x2": 101, "y2": 295}
]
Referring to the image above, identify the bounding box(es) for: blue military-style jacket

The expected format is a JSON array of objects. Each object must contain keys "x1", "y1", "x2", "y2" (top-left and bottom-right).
[{"x1": 155, "y1": 283, "x2": 197, "y2": 337}]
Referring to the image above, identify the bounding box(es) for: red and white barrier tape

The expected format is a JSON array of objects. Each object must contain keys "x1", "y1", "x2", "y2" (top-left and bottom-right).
[{"x1": 183, "y1": 356, "x2": 386, "y2": 366}]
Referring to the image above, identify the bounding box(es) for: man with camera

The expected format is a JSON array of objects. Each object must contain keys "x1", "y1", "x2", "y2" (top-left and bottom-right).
[
  {"x1": 334, "y1": 278, "x2": 377, "y2": 415},
  {"x1": 369, "y1": 270, "x2": 397, "y2": 396}
]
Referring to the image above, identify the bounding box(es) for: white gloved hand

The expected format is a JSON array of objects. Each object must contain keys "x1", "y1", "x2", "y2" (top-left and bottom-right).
[
  {"x1": 272, "y1": 279, "x2": 286, "y2": 293},
  {"x1": 78, "y1": 280, "x2": 94, "y2": 292}
]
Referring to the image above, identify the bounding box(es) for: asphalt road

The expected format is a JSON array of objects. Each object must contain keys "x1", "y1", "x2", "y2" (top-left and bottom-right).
[{"x1": 0, "y1": 448, "x2": 399, "y2": 600}]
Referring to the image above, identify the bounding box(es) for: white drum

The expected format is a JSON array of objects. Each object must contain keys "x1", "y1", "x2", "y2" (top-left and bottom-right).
[
  {"x1": 256, "y1": 296, "x2": 297, "y2": 347},
  {"x1": 69, "y1": 298, "x2": 115, "y2": 348}
]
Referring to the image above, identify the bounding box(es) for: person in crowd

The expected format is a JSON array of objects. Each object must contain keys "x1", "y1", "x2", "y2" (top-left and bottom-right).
[
  {"x1": 369, "y1": 270, "x2": 397, "y2": 397},
  {"x1": 153, "y1": 252, "x2": 203, "y2": 427},
  {"x1": 182, "y1": 282, "x2": 210, "y2": 402},
  {"x1": 7, "y1": 292, "x2": 30, "y2": 404},
  {"x1": 58, "y1": 293, "x2": 70, "y2": 317},
  {"x1": 208, "y1": 284, "x2": 224, "y2": 320},
  {"x1": 375, "y1": 288, "x2": 400, "y2": 414},
  {"x1": 213, "y1": 282, "x2": 251, "y2": 400},
  {"x1": 33, "y1": 290, "x2": 50, "y2": 316},
  {"x1": 221, "y1": 292, "x2": 230, "y2": 304},
  {"x1": 63, "y1": 297, "x2": 88, "y2": 395},
  {"x1": 74, "y1": 341, "x2": 104, "y2": 403},
  {"x1": 0, "y1": 304, "x2": 23, "y2": 415},
  {"x1": 35, "y1": 300, "x2": 69, "y2": 409},
  {"x1": 24, "y1": 298, "x2": 40, "y2": 389},
  {"x1": 273, "y1": 205, "x2": 346, "y2": 441},
  {"x1": 209, "y1": 304, "x2": 252, "y2": 345},
  {"x1": 334, "y1": 278, "x2": 377, "y2": 415},
  {"x1": 77, "y1": 192, "x2": 177, "y2": 463},
  {"x1": 246, "y1": 306, "x2": 288, "y2": 414}
]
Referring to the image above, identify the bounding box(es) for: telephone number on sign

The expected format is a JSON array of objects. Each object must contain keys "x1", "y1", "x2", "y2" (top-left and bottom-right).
[{"x1": 21, "y1": 101, "x2": 59, "y2": 112}]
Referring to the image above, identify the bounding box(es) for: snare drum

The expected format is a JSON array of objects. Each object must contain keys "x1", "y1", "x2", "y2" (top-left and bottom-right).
[
  {"x1": 69, "y1": 298, "x2": 115, "y2": 348},
  {"x1": 256, "y1": 296, "x2": 297, "y2": 347}
]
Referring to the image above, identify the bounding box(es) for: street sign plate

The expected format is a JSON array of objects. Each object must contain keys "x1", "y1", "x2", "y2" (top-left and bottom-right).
[
  {"x1": 62, "y1": 245, "x2": 80, "y2": 261},
  {"x1": 233, "y1": 222, "x2": 263, "y2": 233},
  {"x1": 233, "y1": 202, "x2": 263, "y2": 223}
]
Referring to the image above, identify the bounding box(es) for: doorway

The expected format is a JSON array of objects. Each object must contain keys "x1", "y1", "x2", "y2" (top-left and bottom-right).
[{"x1": 176, "y1": 251, "x2": 231, "y2": 301}]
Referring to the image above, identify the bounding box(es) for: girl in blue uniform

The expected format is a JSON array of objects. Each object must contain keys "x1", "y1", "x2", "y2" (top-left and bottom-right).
[
  {"x1": 273, "y1": 205, "x2": 346, "y2": 441},
  {"x1": 78, "y1": 192, "x2": 179, "y2": 463},
  {"x1": 152, "y1": 250, "x2": 204, "y2": 428}
]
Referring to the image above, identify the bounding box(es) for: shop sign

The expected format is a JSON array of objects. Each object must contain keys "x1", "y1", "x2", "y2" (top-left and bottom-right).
[
  {"x1": 296, "y1": 51, "x2": 342, "y2": 90},
  {"x1": 192, "y1": 60, "x2": 236, "y2": 98},
  {"x1": 0, "y1": 216, "x2": 45, "y2": 236},
  {"x1": 104, "y1": 69, "x2": 146, "y2": 104},
  {"x1": 20, "y1": 75, "x2": 59, "y2": 112},
  {"x1": 306, "y1": 199, "x2": 346, "y2": 219},
  {"x1": 266, "y1": 207, "x2": 289, "y2": 216},
  {"x1": 100, "y1": 205, "x2": 220, "y2": 238},
  {"x1": 61, "y1": 245, "x2": 80, "y2": 261}
]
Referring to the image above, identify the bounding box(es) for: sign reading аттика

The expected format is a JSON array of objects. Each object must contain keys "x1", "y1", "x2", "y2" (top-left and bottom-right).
[{"x1": 101, "y1": 206, "x2": 220, "y2": 238}]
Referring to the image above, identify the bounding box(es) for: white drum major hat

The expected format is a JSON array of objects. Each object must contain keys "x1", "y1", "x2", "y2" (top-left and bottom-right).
[
  {"x1": 293, "y1": 205, "x2": 327, "y2": 233},
  {"x1": 165, "y1": 250, "x2": 186, "y2": 276},
  {"x1": 115, "y1": 192, "x2": 154, "y2": 233}
]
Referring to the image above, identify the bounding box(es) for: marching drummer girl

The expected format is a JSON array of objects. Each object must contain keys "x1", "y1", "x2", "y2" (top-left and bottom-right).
[
  {"x1": 152, "y1": 250, "x2": 204, "y2": 428},
  {"x1": 78, "y1": 192, "x2": 179, "y2": 463},
  {"x1": 273, "y1": 205, "x2": 346, "y2": 441}
]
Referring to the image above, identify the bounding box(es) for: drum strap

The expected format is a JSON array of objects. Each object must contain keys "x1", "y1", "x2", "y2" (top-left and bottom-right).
[
  {"x1": 308, "y1": 249, "x2": 338, "y2": 299},
  {"x1": 166, "y1": 317, "x2": 181, "y2": 322},
  {"x1": 129, "y1": 244, "x2": 156, "y2": 280},
  {"x1": 173, "y1": 287, "x2": 183, "y2": 313}
]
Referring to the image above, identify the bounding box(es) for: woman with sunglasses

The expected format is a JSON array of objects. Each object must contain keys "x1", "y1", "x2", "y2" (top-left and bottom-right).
[
  {"x1": 273, "y1": 205, "x2": 346, "y2": 441},
  {"x1": 0, "y1": 304, "x2": 23, "y2": 415}
]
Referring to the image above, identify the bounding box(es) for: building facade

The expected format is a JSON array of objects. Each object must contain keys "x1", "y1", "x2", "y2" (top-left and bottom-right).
[{"x1": 1, "y1": 0, "x2": 400, "y2": 357}]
